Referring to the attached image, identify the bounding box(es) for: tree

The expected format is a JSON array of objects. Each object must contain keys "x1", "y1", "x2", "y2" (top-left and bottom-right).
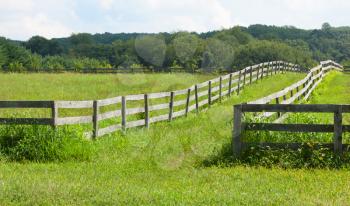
[
  {"x1": 0, "y1": 45, "x2": 8, "y2": 69},
  {"x1": 322, "y1": 23, "x2": 332, "y2": 31}
]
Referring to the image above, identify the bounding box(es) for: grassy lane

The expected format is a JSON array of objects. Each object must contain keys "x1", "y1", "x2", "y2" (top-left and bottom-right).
[
  {"x1": 0, "y1": 73, "x2": 215, "y2": 100},
  {"x1": 6, "y1": 72, "x2": 350, "y2": 205},
  {"x1": 309, "y1": 71, "x2": 350, "y2": 124}
]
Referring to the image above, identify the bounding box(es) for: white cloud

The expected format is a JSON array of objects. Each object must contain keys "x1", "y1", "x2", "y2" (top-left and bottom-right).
[{"x1": 0, "y1": 0, "x2": 348, "y2": 40}]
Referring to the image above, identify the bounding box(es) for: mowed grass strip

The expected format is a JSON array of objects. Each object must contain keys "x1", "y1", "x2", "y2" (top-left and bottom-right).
[{"x1": 2, "y1": 73, "x2": 338, "y2": 205}]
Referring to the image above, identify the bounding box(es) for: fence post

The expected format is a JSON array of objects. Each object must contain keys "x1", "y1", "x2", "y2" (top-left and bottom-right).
[
  {"x1": 195, "y1": 85, "x2": 199, "y2": 113},
  {"x1": 93, "y1": 100, "x2": 99, "y2": 138},
  {"x1": 249, "y1": 66, "x2": 253, "y2": 84},
  {"x1": 266, "y1": 63, "x2": 269, "y2": 77},
  {"x1": 208, "y1": 81, "x2": 212, "y2": 106},
  {"x1": 276, "y1": 97, "x2": 281, "y2": 117},
  {"x1": 233, "y1": 104, "x2": 243, "y2": 157},
  {"x1": 274, "y1": 61, "x2": 277, "y2": 75},
  {"x1": 51, "y1": 101, "x2": 58, "y2": 130},
  {"x1": 261, "y1": 64, "x2": 264, "y2": 79},
  {"x1": 237, "y1": 71, "x2": 242, "y2": 95},
  {"x1": 243, "y1": 68, "x2": 246, "y2": 87},
  {"x1": 296, "y1": 87, "x2": 300, "y2": 101},
  {"x1": 122, "y1": 96, "x2": 126, "y2": 131},
  {"x1": 185, "y1": 88, "x2": 191, "y2": 116},
  {"x1": 219, "y1": 77, "x2": 222, "y2": 102},
  {"x1": 144, "y1": 94, "x2": 149, "y2": 128},
  {"x1": 169, "y1": 91, "x2": 174, "y2": 121},
  {"x1": 271, "y1": 62, "x2": 274, "y2": 76},
  {"x1": 334, "y1": 106, "x2": 343, "y2": 154},
  {"x1": 256, "y1": 65, "x2": 260, "y2": 81},
  {"x1": 228, "y1": 74, "x2": 232, "y2": 96}
]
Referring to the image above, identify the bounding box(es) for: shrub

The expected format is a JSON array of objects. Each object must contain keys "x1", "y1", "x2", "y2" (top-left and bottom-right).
[{"x1": 0, "y1": 125, "x2": 95, "y2": 162}]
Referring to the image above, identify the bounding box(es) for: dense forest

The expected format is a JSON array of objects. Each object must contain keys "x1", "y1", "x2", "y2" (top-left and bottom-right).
[{"x1": 0, "y1": 23, "x2": 349, "y2": 72}]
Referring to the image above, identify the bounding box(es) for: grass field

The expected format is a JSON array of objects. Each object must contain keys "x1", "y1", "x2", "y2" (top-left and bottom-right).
[
  {"x1": 0, "y1": 73, "x2": 215, "y2": 100},
  {"x1": 1, "y1": 71, "x2": 350, "y2": 205}
]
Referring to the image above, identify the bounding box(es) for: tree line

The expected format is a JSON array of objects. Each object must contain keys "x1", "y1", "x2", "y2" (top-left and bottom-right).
[{"x1": 0, "y1": 23, "x2": 348, "y2": 73}]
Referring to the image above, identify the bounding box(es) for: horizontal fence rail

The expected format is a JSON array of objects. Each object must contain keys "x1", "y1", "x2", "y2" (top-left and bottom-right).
[
  {"x1": 0, "y1": 60, "x2": 340, "y2": 139},
  {"x1": 233, "y1": 104, "x2": 350, "y2": 156}
]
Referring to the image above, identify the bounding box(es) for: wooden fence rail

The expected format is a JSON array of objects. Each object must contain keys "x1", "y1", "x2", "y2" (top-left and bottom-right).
[
  {"x1": 0, "y1": 60, "x2": 327, "y2": 139},
  {"x1": 233, "y1": 104, "x2": 350, "y2": 156}
]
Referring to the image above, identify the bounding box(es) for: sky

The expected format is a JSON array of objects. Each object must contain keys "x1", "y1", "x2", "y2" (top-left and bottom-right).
[{"x1": 0, "y1": 0, "x2": 349, "y2": 40}]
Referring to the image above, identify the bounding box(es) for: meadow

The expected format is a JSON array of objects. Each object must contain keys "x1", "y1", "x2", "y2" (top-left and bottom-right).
[{"x1": 1, "y1": 71, "x2": 350, "y2": 205}]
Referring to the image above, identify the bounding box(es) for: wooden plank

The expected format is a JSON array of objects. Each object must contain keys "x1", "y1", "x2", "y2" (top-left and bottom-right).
[
  {"x1": 148, "y1": 92, "x2": 171, "y2": 99},
  {"x1": 245, "y1": 123, "x2": 334, "y2": 133},
  {"x1": 197, "y1": 81, "x2": 209, "y2": 89},
  {"x1": 126, "y1": 119, "x2": 145, "y2": 128},
  {"x1": 150, "y1": 114, "x2": 169, "y2": 123},
  {"x1": 92, "y1": 100, "x2": 99, "y2": 138},
  {"x1": 0, "y1": 101, "x2": 53, "y2": 108},
  {"x1": 243, "y1": 68, "x2": 247, "y2": 87},
  {"x1": 241, "y1": 104, "x2": 340, "y2": 113},
  {"x1": 98, "y1": 110, "x2": 121, "y2": 121},
  {"x1": 126, "y1": 94, "x2": 145, "y2": 101},
  {"x1": 97, "y1": 124, "x2": 122, "y2": 137},
  {"x1": 169, "y1": 91, "x2": 174, "y2": 121},
  {"x1": 56, "y1": 100, "x2": 93, "y2": 109},
  {"x1": 249, "y1": 66, "x2": 253, "y2": 84},
  {"x1": 56, "y1": 116, "x2": 92, "y2": 125},
  {"x1": 173, "y1": 110, "x2": 186, "y2": 118},
  {"x1": 198, "y1": 99, "x2": 209, "y2": 107},
  {"x1": 149, "y1": 103, "x2": 169, "y2": 111},
  {"x1": 97, "y1": 96, "x2": 122, "y2": 106},
  {"x1": 121, "y1": 96, "x2": 126, "y2": 131},
  {"x1": 0, "y1": 118, "x2": 52, "y2": 125},
  {"x1": 173, "y1": 89, "x2": 188, "y2": 96},
  {"x1": 144, "y1": 94, "x2": 149, "y2": 128},
  {"x1": 241, "y1": 143, "x2": 350, "y2": 151},
  {"x1": 334, "y1": 107, "x2": 343, "y2": 153},
  {"x1": 233, "y1": 105, "x2": 243, "y2": 156},
  {"x1": 126, "y1": 107, "x2": 145, "y2": 115},
  {"x1": 197, "y1": 90, "x2": 209, "y2": 98}
]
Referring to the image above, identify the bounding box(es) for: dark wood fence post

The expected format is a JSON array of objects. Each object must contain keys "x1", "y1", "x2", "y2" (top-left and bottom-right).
[
  {"x1": 243, "y1": 68, "x2": 246, "y2": 87},
  {"x1": 93, "y1": 100, "x2": 99, "y2": 138},
  {"x1": 169, "y1": 91, "x2": 174, "y2": 121},
  {"x1": 237, "y1": 71, "x2": 242, "y2": 95},
  {"x1": 121, "y1": 96, "x2": 126, "y2": 131},
  {"x1": 51, "y1": 101, "x2": 58, "y2": 130},
  {"x1": 228, "y1": 74, "x2": 232, "y2": 96},
  {"x1": 256, "y1": 65, "x2": 260, "y2": 81},
  {"x1": 208, "y1": 81, "x2": 212, "y2": 106},
  {"x1": 249, "y1": 66, "x2": 253, "y2": 84},
  {"x1": 261, "y1": 64, "x2": 264, "y2": 79},
  {"x1": 144, "y1": 94, "x2": 149, "y2": 128},
  {"x1": 195, "y1": 85, "x2": 199, "y2": 113},
  {"x1": 233, "y1": 104, "x2": 243, "y2": 156},
  {"x1": 185, "y1": 88, "x2": 191, "y2": 116},
  {"x1": 334, "y1": 106, "x2": 343, "y2": 154},
  {"x1": 276, "y1": 97, "x2": 281, "y2": 117}
]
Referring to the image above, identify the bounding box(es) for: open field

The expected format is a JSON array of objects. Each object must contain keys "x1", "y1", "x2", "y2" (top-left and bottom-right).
[
  {"x1": 0, "y1": 73, "x2": 216, "y2": 100},
  {"x1": 0, "y1": 72, "x2": 325, "y2": 205}
]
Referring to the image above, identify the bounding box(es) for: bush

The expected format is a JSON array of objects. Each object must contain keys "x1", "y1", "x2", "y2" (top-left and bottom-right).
[{"x1": 0, "y1": 125, "x2": 95, "y2": 162}]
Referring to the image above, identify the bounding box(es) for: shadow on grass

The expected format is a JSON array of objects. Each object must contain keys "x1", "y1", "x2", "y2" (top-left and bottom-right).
[{"x1": 201, "y1": 142, "x2": 350, "y2": 169}]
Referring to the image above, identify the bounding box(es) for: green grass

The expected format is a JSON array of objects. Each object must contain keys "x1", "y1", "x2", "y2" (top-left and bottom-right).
[
  {"x1": 0, "y1": 73, "x2": 215, "y2": 100},
  {"x1": 2, "y1": 71, "x2": 350, "y2": 204},
  {"x1": 9, "y1": 72, "x2": 350, "y2": 205}
]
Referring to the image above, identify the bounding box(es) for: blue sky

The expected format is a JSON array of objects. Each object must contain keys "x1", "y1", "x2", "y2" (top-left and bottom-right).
[{"x1": 0, "y1": 0, "x2": 349, "y2": 40}]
